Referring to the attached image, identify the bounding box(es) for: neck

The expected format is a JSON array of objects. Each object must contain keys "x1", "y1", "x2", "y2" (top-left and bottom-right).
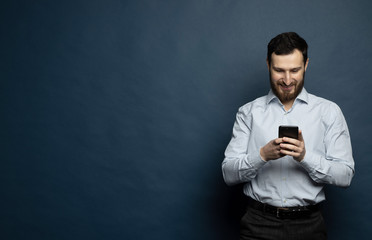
[{"x1": 283, "y1": 100, "x2": 294, "y2": 111}]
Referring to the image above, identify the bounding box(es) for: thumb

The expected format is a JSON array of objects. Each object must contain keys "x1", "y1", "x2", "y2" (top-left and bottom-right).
[{"x1": 298, "y1": 130, "x2": 304, "y2": 142}]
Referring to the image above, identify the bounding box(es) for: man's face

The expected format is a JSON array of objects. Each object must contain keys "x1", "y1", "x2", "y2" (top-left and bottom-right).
[{"x1": 268, "y1": 49, "x2": 308, "y2": 105}]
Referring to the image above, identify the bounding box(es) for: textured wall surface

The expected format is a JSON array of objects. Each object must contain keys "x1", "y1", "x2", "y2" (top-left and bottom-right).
[{"x1": 1, "y1": 0, "x2": 371, "y2": 239}]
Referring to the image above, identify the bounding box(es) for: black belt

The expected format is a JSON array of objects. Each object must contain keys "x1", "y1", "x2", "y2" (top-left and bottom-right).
[{"x1": 248, "y1": 198, "x2": 320, "y2": 219}]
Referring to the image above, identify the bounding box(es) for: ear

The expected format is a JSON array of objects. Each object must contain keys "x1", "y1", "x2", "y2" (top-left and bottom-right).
[
  {"x1": 304, "y1": 58, "x2": 309, "y2": 71},
  {"x1": 266, "y1": 59, "x2": 270, "y2": 71}
]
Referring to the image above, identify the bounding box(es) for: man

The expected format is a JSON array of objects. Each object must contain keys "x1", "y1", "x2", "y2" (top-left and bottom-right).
[{"x1": 222, "y1": 32, "x2": 354, "y2": 240}]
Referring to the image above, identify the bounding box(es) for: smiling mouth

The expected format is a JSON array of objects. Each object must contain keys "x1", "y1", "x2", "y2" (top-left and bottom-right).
[{"x1": 280, "y1": 85, "x2": 294, "y2": 91}]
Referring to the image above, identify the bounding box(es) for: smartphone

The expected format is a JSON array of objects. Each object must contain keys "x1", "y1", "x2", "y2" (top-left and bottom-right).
[{"x1": 278, "y1": 126, "x2": 298, "y2": 139}]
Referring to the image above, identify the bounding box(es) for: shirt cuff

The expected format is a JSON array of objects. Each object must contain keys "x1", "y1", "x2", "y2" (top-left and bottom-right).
[
  {"x1": 247, "y1": 150, "x2": 267, "y2": 171},
  {"x1": 299, "y1": 151, "x2": 319, "y2": 174}
]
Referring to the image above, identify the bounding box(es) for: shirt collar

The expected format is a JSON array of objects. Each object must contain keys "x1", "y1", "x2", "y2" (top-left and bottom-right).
[
  {"x1": 296, "y1": 88, "x2": 309, "y2": 104},
  {"x1": 266, "y1": 88, "x2": 309, "y2": 105}
]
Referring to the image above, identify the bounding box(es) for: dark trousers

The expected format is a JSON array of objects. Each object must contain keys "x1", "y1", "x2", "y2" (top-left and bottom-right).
[{"x1": 240, "y1": 206, "x2": 327, "y2": 240}]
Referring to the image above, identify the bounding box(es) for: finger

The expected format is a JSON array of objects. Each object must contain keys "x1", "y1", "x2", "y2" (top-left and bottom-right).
[
  {"x1": 280, "y1": 143, "x2": 297, "y2": 151},
  {"x1": 298, "y1": 130, "x2": 304, "y2": 142},
  {"x1": 280, "y1": 149, "x2": 299, "y2": 157},
  {"x1": 282, "y1": 137, "x2": 299, "y2": 146},
  {"x1": 274, "y1": 138, "x2": 283, "y2": 145}
]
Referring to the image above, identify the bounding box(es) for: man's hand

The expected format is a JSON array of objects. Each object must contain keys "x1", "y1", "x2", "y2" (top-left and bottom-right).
[
  {"x1": 260, "y1": 138, "x2": 285, "y2": 161},
  {"x1": 279, "y1": 130, "x2": 306, "y2": 162}
]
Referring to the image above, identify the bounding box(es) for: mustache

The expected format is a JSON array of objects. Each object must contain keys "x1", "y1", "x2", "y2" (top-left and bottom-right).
[{"x1": 278, "y1": 80, "x2": 296, "y2": 86}]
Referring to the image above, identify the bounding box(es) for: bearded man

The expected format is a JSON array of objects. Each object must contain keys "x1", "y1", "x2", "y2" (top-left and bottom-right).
[{"x1": 222, "y1": 32, "x2": 354, "y2": 240}]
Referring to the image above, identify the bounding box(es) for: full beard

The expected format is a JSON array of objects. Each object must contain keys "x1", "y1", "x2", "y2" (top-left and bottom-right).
[{"x1": 270, "y1": 73, "x2": 305, "y2": 104}]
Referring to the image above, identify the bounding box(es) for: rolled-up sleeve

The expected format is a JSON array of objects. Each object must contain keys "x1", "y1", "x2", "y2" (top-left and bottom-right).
[
  {"x1": 300, "y1": 104, "x2": 355, "y2": 187},
  {"x1": 222, "y1": 109, "x2": 267, "y2": 186}
]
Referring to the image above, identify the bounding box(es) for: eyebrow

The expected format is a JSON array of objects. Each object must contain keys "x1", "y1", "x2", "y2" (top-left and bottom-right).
[{"x1": 273, "y1": 66, "x2": 302, "y2": 71}]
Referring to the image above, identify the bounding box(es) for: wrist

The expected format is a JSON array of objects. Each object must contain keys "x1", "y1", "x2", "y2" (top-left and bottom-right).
[
  {"x1": 260, "y1": 148, "x2": 268, "y2": 162},
  {"x1": 294, "y1": 153, "x2": 305, "y2": 162}
]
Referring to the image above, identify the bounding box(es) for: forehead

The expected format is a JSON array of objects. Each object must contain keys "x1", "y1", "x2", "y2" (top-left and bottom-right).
[{"x1": 270, "y1": 49, "x2": 304, "y2": 68}]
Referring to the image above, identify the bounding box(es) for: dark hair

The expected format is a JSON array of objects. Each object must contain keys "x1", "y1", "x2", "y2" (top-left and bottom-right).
[{"x1": 267, "y1": 32, "x2": 308, "y2": 65}]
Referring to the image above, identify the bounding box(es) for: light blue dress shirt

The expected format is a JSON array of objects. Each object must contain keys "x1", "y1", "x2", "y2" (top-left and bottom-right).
[{"x1": 222, "y1": 88, "x2": 355, "y2": 207}]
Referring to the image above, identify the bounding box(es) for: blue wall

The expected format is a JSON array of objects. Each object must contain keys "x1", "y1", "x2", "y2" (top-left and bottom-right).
[{"x1": 1, "y1": 0, "x2": 371, "y2": 239}]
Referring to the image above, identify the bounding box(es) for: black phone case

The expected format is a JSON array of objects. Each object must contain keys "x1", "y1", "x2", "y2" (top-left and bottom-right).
[{"x1": 279, "y1": 126, "x2": 298, "y2": 139}]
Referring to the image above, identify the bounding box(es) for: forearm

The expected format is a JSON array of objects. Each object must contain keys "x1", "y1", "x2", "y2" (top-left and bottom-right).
[
  {"x1": 222, "y1": 151, "x2": 266, "y2": 186},
  {"x1": 300, "y1": 153, "x2": 354, "y2": 187}
]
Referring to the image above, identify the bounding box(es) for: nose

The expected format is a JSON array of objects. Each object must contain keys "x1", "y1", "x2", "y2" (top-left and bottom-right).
[{"x1": 283, "y1": 72, "x2": 291, "y2": 85}]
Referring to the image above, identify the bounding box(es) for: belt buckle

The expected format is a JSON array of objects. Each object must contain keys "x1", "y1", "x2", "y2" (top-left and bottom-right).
[{"x1": 276, "y1": 207, "x2": 289, "y2": 218}]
